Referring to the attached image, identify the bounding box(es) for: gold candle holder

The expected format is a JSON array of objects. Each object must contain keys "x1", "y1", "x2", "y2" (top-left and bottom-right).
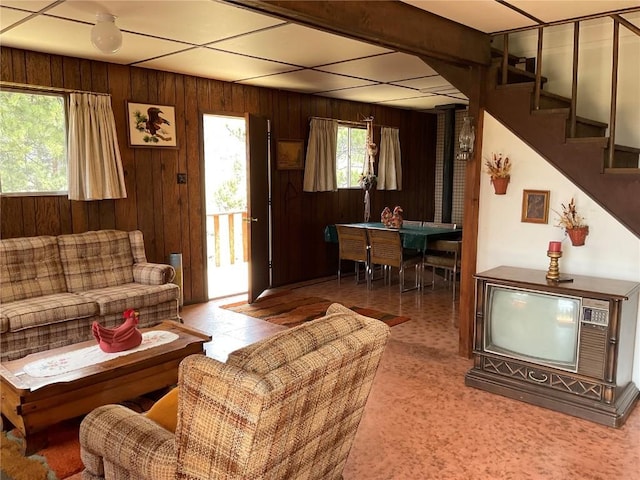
[{"x1": 546, "y1": 250, "x2": 562, "y2": 281}]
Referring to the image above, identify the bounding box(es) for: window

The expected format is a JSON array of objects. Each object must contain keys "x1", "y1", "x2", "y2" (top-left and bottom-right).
[
  {"x1": 336, "y1": 125, "x2": 366, "y2": 189},
  {"x1": 0, "y1": 90, "x2": 67, "y2": 194}
]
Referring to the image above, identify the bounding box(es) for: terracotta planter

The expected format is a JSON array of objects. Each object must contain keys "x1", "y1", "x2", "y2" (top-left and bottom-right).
[
  {"x1": 491, "y1": 175, "x2": 510, "y2": 195},
  {"x1": 566, "y1": 226, "x2": 589, "y2": 246}
]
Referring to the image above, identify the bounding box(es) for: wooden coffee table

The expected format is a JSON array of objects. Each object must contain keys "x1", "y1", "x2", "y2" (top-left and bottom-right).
[{"x1": 0, "y1": 320, "x2": 210, "y2": 454}]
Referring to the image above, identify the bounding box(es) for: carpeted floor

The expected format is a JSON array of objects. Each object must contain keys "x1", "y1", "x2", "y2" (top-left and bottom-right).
[
  {"x1": 1, "y1": 396, "x2": 157, "y2": 480},
  {"x1": 220, "y1": 290, "x2": 411, "y2": 328},
  {"x1": 1, "y1": 418, "x2": 83, "y2": 480}
]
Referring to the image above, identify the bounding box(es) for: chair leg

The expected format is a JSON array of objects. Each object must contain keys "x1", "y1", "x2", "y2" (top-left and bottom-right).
[
  {"x1": 432, "y1": 266, "x2": 436, "y2": 290},
  {"x1": 452, "y1": 266, "x2": 457, "y2": 301}
]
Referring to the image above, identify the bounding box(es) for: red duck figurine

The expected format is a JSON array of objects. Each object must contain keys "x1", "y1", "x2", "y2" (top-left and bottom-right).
[
  {"x1": 92, "y1": 309, "x2": 143, "y2": 353},
  {"x1": 390, "y1": 206, "x2": 403, "y2": 229}
]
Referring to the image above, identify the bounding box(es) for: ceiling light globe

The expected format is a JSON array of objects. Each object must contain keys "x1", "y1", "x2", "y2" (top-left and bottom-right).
[{"x1": 91, "y1": 13, "x2": 122, "y2": 54}]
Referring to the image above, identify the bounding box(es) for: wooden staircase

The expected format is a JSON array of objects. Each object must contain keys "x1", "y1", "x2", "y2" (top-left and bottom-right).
[
  {"x1": 423, "y1": 17, "x2": 640, "y2": 238},
  {"x1": 485, "y1": 51, "x2": 640, "y2": 237},
  {"x1": 483, "y1": 50, "x2": 640, "y2": 237}
]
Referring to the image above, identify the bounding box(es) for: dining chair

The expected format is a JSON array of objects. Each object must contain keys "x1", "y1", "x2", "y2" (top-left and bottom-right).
[
  {"x1": 422, "y1": 239, "x2": 462, "y2": 300},
  {"x1": 367, "y1": 228, "x2": 421, "y2": 293},
  {"x1": 336, "y1": 224, "x2": 370, "y2": 287},
  {"x1": 402, "y1": 220, "x2": 423, "y2": 227}
]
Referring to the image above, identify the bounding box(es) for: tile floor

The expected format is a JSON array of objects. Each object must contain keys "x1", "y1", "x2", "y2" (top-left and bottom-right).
[{"x1": 181, "y1": 274, "x2": 640, "y2": 480}]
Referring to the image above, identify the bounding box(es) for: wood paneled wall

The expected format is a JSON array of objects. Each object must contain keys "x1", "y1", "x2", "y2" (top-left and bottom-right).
[{"x1": 1, "y1": 47, "x2": 438, "y2": 304}]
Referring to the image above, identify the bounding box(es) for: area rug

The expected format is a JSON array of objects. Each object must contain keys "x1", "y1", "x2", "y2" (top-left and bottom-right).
[
  {"x1": 1, "y1": 396, "x2": 156, "y2": 480},
  {"x1": 220, "y1": 290, "x2": 410, "y2": 328},
  {"x1": 1, "y1": 418, "x2": 83, "y2": 480}
]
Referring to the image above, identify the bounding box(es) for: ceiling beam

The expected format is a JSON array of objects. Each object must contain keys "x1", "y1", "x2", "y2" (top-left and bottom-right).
[{"x1": 223, "y1": 0, "x2": 491, "y2": 67}]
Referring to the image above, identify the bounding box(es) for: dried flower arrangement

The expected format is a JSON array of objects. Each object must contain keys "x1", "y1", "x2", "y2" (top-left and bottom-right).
[
  {"x1": 484, "y1": 153, "x2": 511, "y2": 178},
  {"x1": 555, "y1": 198, "x2": 587, "y2": 229}
]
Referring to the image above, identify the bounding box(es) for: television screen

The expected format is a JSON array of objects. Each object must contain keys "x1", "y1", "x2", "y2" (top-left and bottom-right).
[{"x1": 485, "y1": 284, "x2": 581, "y2": 371}]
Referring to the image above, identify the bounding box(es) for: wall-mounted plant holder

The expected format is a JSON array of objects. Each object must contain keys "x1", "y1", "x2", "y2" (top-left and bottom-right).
[
  {"x1": 491, "y1": 176, "x2": 510, "y2": 195},
  {"x1": 485, "y1": 153, "x2": 511, "y2": 195},
  {"x1": 566, "y1": 226, "x2": 589, "y2": 246},
  {"x1": 555, "y1": 198, "x2": 588, "y2": 246}
]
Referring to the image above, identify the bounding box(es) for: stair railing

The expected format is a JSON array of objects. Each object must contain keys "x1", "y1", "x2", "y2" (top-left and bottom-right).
[
  {"x1": 497, "y1": 12, "x2": 640, "y2": 170},
  {"x1": 608, "y1": 19, "x2": 620, "y2": 168}
]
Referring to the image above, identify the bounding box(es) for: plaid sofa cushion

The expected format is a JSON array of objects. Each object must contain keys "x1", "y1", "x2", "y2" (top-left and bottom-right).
[
  {"x1": 0, "y1": 236, "x2": 67, "y2": 303},
  {"x1": 128, "y1": 230, "x2": 148, "y2": 264},
  {"x1": 0, "y1": 293, "x2": 98, "y2": 332},
  {"x1": 77, "y1": 282, "x2": 179, "y2": 316},
  {"x1": 0, "y1": 312, "x2": 8, "y2": 333},
  {"x1": 1, "y1": 302, "x2": 178, "y2": 362},
  {"x1": 58, "y1": 230, "x2": 135, "y2": 293}
]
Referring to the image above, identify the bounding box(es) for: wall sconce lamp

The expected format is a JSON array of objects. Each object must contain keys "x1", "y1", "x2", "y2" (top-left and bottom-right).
[
  {"x1": 91, "y1": 13, "x2": 122, "y2": 54},
  {"x1": 456, "y1": 115, "x2": 475, "y2": 161}
]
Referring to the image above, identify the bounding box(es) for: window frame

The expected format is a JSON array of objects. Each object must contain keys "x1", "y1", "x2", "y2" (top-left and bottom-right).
[
  {"x1": 336, "y1": 123, "x2": 366, "y2": 190},
  {"x1": 0, "y1": 87, "x2": 69, "y2": 197}
]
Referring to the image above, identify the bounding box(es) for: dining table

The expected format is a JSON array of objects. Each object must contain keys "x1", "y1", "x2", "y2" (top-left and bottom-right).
[{"x1": 324, "y1": 222, "x2": 461, "y2": 252}]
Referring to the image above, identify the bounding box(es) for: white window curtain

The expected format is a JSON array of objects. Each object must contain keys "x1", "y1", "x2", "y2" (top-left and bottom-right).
[
  {"x1": 377, "y1": 127, "x2": 402, "y2": 190},
  {"x1": 68, "y1": 93, "x2": 127, "y2": 200},
  {"x1": 303, "y1": 118, "x2": 338, "y2": 192}
]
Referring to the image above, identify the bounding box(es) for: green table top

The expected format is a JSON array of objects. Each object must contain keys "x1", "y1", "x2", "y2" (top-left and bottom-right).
[{"x1": 324, "y1": 222, "x2": 460, "y2": 251}]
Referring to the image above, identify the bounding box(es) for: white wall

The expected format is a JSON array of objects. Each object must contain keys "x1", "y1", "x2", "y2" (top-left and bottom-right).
[
  {"x1": 478, "y1": 112, "x2": 640, "y2": 384},
  {"x1": 505, "y1": 13, "x2": 640, "y2": 149}
]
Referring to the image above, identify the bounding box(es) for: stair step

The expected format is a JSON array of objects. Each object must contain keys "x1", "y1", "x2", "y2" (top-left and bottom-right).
[
  {"x1": 496, "y1": 65, "x2": 547, "y2": 85},
  {"x1": 539, "y1": 90, "x2": 572, "y2": 109},
  {"x1": 612, "y1": 144, "x2": 640, "y2": 154},
  {"x1": 490, "y1": 48, "x2": 535, "y2": 71},
  {"x1": 566, "y1": 137, "x2": 609, "y2": 147},
  {"x1": 496, "y1": 81, "x2": 536, "y2": 91},
  {"x1": 490, "y1": 47, "x2": 522, "y2": 64},
  {"x1": 605, "y1": 144, "x2": 640, "y2": 168},
  {"x1": 531, "y1": 109, "x2": 608, "y2": 137},
  {"x1": 604, "y1": 168, "x2": 640, "y2": 174}
]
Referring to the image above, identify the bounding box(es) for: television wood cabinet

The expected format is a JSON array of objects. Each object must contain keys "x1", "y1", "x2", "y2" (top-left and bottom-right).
[{"x1": 465, "y1": 266, "x2": 640, "y2": 427}]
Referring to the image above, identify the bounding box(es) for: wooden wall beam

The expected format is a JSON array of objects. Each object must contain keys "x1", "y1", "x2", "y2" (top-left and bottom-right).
[{"x1": 224, "y1": 0, "x2": 491, "y2": 67}]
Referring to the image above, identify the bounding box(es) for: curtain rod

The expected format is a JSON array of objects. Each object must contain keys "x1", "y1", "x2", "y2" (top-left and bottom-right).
[
  {"x1": 309, "y1": 116, "x2": 397, "y2": 130},
  {"x1": 0, "y1": 81, "x2": 111, "y2": 97}
]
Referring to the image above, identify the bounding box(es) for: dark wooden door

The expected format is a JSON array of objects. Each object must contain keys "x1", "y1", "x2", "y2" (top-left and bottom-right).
[{"x1": 246, "y1": 113, "x2": 271, "y2": 303}]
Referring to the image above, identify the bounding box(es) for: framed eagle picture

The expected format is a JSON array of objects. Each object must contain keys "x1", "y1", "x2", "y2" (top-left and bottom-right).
[{"x1": 126, "y1": 102, "x2": 177, "y2": 148}]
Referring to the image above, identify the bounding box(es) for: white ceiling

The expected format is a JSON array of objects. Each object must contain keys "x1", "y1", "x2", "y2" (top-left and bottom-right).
[{"x1": 1, "y1": 0, "x2": 638, "y2": 112}]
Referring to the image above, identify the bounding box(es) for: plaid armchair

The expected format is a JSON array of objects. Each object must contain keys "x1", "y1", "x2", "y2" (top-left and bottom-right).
[{"x1": 79, "y1": 303, "x2": 390, "y2": 480}]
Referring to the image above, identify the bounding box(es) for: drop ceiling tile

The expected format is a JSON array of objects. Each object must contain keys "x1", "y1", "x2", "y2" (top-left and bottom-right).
[
  {"x1": 0, "y1": 6, "x2": 32, "y2": 30},
  {"x1": 47, "y1": 0, "x2": 285, "y2": 45},
  {"x1": 1, "y1": 15, "x2": 191, "y2": 64},
  {"x1": 402, "y1": 0, "x2": 537, "y2": 33},
  {"x1": 319, "y1": 84, "x2": 420, "y2": 103},
  {"x1": 1, "y1": 1, "x2": 56, "y2": 12},
  {"x1": 318, "y1": 52, "x2": 437, "y2": 83},
  {"x1": 509, "y1": 1, "x2": 640, "y2": 24},
  {"x1": 391, "y1": 75, "x2": 453, "y2": 92},
  {"x1": 379, "y1": 95, "x2": 468, "y2": 111},
  {"x1": 137, "y1": 47, "x2": 297, "y2": 83},
  {"x1": 212, "y1": 23, "x2": 391, "y2": 67},
  {"x1": 240, "y1": 69, "x2": 376, "y2": 93}
]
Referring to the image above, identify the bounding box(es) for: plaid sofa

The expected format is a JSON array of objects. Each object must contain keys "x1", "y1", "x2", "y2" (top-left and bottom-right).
[
  {"x1": 79, "y1": 303, "x2": 390, "y2": 480},
  {"x1": 0, "y1": 230, "x2": 180, "y2": 361}
]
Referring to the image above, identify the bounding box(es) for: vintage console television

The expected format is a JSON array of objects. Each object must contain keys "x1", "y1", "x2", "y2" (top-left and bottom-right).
[{"x1": 465, "y1": 266, "x2": 640, "y2": 427}]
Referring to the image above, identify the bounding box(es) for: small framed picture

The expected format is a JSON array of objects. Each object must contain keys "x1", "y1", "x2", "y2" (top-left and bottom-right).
[
  {"x1": 276, "y1": 140, "x2": 304, "y2": 170},
  {"x1": 126, "y1": 102, "x2": 177, "y2": 148},
  {"x1": 521, "y1": 189, "x2": 550, "y2": 224}
]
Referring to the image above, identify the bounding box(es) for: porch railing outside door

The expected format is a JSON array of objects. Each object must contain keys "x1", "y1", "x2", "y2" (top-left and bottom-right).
[{"x1": 206, "y1": 211, "x2": 249, "y2": 267}]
